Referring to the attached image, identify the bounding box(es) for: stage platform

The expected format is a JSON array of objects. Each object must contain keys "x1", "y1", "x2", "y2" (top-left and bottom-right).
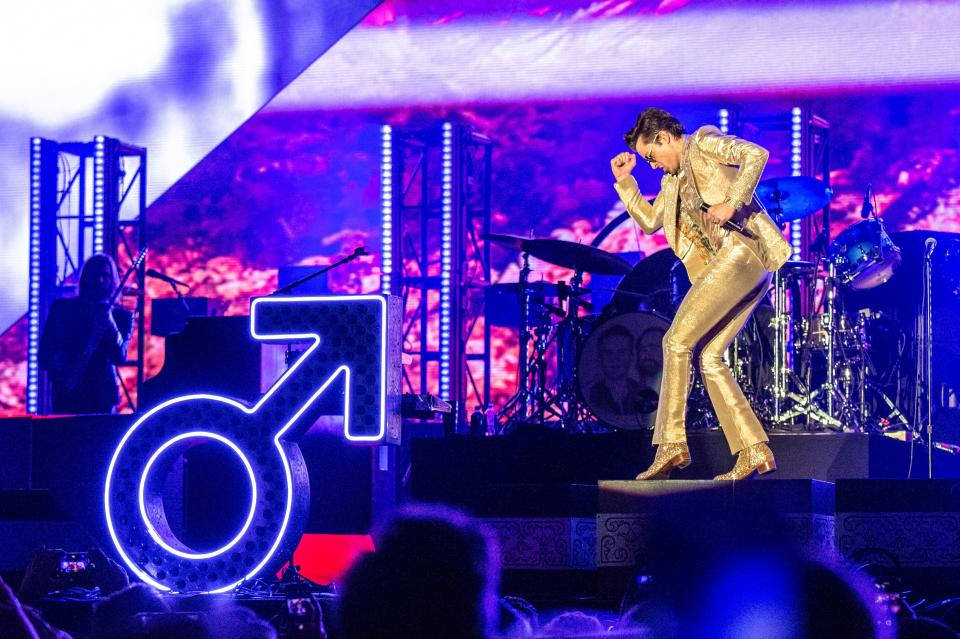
[
  {"x1": 408, "y1": 428, "x2": 960, "y2": 490},
  {"x1": 5, "y1": 416, "x2": 960, "y2": 604},
  {"x1": 407, "y1": 430, "x2": 960, "y2": 601}
]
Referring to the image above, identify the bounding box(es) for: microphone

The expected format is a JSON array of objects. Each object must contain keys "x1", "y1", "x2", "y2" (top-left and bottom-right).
[
  {"x1": 925, "y1": 237, "x2": 937, "y2": 259},
  {"x1": 146, "y1": 268, "x2": 188, "y2": 288},
  {"x1": 353, "y1": 245, "x2": 369, "y2": 257},
  {"x1": 699, "y1": 203, "x2": 754, "y2": 239},
  {"x1": 860, "y1": 184, "x2": 874, "y2": 219}
]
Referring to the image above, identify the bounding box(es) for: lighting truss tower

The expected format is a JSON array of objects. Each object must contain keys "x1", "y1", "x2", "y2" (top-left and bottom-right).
[
  {"x1": 26, "y1": 136, "x2": 148, "y2": 414},
  {"x1": 794, "y1": 107, "x2": 831, "y2": 262},
  {"x1": 380, "y1": 123, "x2": 493, "y2": 428},
  {"x1": 718, "y1": 106, "x2": 831, "y2": 264}
]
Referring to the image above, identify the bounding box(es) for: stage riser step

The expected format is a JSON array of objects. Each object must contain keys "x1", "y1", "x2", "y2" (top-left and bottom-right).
[{"x1": 409, "y1": 431, "x2": 960, "y2": 488}]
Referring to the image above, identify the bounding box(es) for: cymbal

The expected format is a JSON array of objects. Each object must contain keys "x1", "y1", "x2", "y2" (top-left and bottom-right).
[
  {"x1": 756, "y1": 176, "x2": 833, "y2": 223},
  {"x1": 481, "y1": 233, "x2": 527, "y2": 250},
  {"x1": 781, "y1": 260, "x2": 818, "y2": 270},
  {"x1": 521, "y1": 238, "x2": 632, "y2": 275}
]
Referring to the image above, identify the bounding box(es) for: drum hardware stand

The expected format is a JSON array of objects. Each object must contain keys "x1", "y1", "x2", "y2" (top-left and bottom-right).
[
  {"x1": 804, "y1": 261, "x2": 857, "y2": 430},
  {"x1": 850, "y1": 310, "x2": 910, "y2": 432},
  {"x1": 543, "y1": 272, "x2": 592, "y2": 431},
  {"x1": 768, "y1": 263, "x2": 843, "y2": 429},
  {"x1": 499, "y1": 253, "x2": 533, "y2": 425},
  {"x1": 499, "y1": 253, "x2": 561, "y2": 431},
  {"x1": 916, "y1": 238, "x2": 937, "y2": 477}
]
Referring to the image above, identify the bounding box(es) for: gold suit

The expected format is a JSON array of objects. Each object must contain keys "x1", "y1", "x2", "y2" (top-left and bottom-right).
[{"x1": 614, "y1": 126, "x2": 791, "y2": 454}]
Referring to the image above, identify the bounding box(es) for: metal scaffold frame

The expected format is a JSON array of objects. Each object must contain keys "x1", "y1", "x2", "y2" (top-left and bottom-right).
[
  {"x1": 26, "y1": 136, "x2": 148, "y2": 414},
  {"x1": 380, "y1": 123, "x2": 493, "y2": 429}
]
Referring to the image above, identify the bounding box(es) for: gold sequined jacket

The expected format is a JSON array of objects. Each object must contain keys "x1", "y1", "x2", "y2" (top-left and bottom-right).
[{"x1": 614, "y1": 125, "x2": 792, "y2": 272}]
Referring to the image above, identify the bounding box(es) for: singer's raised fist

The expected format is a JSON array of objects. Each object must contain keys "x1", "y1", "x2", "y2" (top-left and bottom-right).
[{"x1": 610, "y1": 152, "x2": 636, "y2": 181}]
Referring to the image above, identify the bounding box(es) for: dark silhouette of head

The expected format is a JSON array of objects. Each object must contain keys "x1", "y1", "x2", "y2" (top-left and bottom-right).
[
  {"x1": 338, "y1": 503, "x2": 500, "y2": 639},
  {"x1": 540, "y1": 610, "x2": 605, "y2": 637},
  {"x1": 630, "y1": 497, "x2": 892, "y2": 639},
  {"x1": 78, "y1": 253, "x2": 119, "y2": 303},
  {"x1": 92, "y1": 583, "x2": 170, "y2": 639}
]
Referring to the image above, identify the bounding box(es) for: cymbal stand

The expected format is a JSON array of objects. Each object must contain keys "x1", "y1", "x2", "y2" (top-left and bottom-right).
[
  {"x1": 499, "y1": 253, "x2": 555, "y2": 431},
  {"x1": 517, "y1": 253, "x2": 533, "y2": 421},
  {"x1": 817, "y1": 261, "x2": 838, "y2": 419},
  {"x1": 542, "y1": 271, "x2": 590, "y2": 431},
  {"x1": 770, "y1": 266, "x2": 790, "y2": 421}
]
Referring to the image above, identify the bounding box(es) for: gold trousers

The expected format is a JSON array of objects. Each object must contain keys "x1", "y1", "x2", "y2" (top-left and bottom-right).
[{"x1": 653, "y1": 236, "x2": 773, "y2": 454}]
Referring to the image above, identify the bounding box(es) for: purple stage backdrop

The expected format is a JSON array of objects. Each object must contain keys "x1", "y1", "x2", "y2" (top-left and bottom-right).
[{"x1": 2, "y1": 0, "x2": 959, "y2": 415}]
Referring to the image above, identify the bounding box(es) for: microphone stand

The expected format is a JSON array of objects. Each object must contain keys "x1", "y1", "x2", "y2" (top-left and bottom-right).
[
  {"x1": 270, "y1": 246, "x2": 368, "y2": 296},
  {"x1": 156, "y1": 278, "x2": 192, "y2": 314},
  {"x1": 269, "y1": 245, "x2": 368, "y2": 584},
  {"x1": 924, "y1": 242, "x2": 935, "y2": 478}
]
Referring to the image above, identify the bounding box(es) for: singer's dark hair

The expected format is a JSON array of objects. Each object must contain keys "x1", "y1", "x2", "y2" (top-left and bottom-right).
[
  {"x1": 78, "y1": 253, "x2": 119, "y2": 301},
  {"x1": 624, "y1": 108, "x2": 686, "y2": 151}
]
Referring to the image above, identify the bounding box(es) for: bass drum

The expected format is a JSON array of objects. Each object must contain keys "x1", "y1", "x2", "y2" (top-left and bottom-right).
[{"x1": 577, "y1": 311, "x2": 670, "y2": 431}]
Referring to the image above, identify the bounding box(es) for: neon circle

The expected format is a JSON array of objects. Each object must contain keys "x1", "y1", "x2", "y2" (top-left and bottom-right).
[{"x1": 138, "y1": 431, "x2": 257, "y2": 560}]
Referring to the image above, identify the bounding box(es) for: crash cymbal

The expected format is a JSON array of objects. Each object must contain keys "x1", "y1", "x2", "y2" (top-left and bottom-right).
[
  {"x1": 756, "y1": 176, "x2": 833, "y2": 223},
  {"x1": 481, "y1": 233, "x2": 527, "y2": 251},
  {"x1": 520, "y1": 238, "x2": 632, "y2": 275}
]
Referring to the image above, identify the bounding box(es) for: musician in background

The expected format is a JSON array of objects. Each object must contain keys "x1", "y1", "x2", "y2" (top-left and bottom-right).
[
  {"x1": 610, "y1": 108, "x2": 791, "y2": 481},
  {"x1": 39, "y1": 254, "x2": 133, "y2": 414}
]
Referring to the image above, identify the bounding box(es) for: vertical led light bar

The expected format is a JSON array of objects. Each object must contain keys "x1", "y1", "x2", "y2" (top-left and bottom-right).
[
  {"x1": 718, "y1": 108, "x2": 730, "y2": 134},
  {"x1": 789, "y1": 107, "x2": 803, "y2": 260},
  {"x1": 439, "y1": 123, "x2": 454, "y2": 399},
  {"x1": 93, "y1": 135, "x2": 106, "y2": 255},
  {"x1": 380, "y1": 125, "x2": 393, "y2": 295},
  {"x1": 26, "y1": 137, "x2": 44, "y2": 414}
]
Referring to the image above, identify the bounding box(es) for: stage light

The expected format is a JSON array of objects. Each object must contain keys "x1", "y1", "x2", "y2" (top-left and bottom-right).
[
  {"x1": 439, "y1": 123, "x2": 454, "y2": 399},
  {"x1": 790, "y1": 107, "x2": 803, "y2": 259},
  {"x1": 381, "y1": 125, "x2": 393, "y2": 295},
  {"x1": 93, "y1": 136, "x2": 106, "y2": 255},
  {"x1": 104, "y1": 296, "x2": 393, "y2": 593},
  {"x1": 26, "y1": 137, "x2": 43, "y2": 414},
  {"x1": 718, "y1": 109, "x2": 730, "y2": 134}
]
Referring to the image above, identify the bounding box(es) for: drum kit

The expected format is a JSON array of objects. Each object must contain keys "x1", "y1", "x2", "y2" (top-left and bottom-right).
[{"x1": 486, "y1": 176, "x2": 909, "y2": 435}]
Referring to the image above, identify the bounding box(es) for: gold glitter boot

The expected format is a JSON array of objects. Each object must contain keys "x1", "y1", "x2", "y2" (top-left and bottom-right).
[
  {"x1": 635, "y1": 442, "x2": 691, "y2": 480},
  {"x1": 713, "y1": 442, "x2": 776, "y2": 480}
]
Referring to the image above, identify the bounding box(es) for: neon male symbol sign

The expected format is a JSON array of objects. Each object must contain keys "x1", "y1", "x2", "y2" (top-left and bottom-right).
[{"x1": 104, "y1": 296, "x2": 401, "y2": 593}]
